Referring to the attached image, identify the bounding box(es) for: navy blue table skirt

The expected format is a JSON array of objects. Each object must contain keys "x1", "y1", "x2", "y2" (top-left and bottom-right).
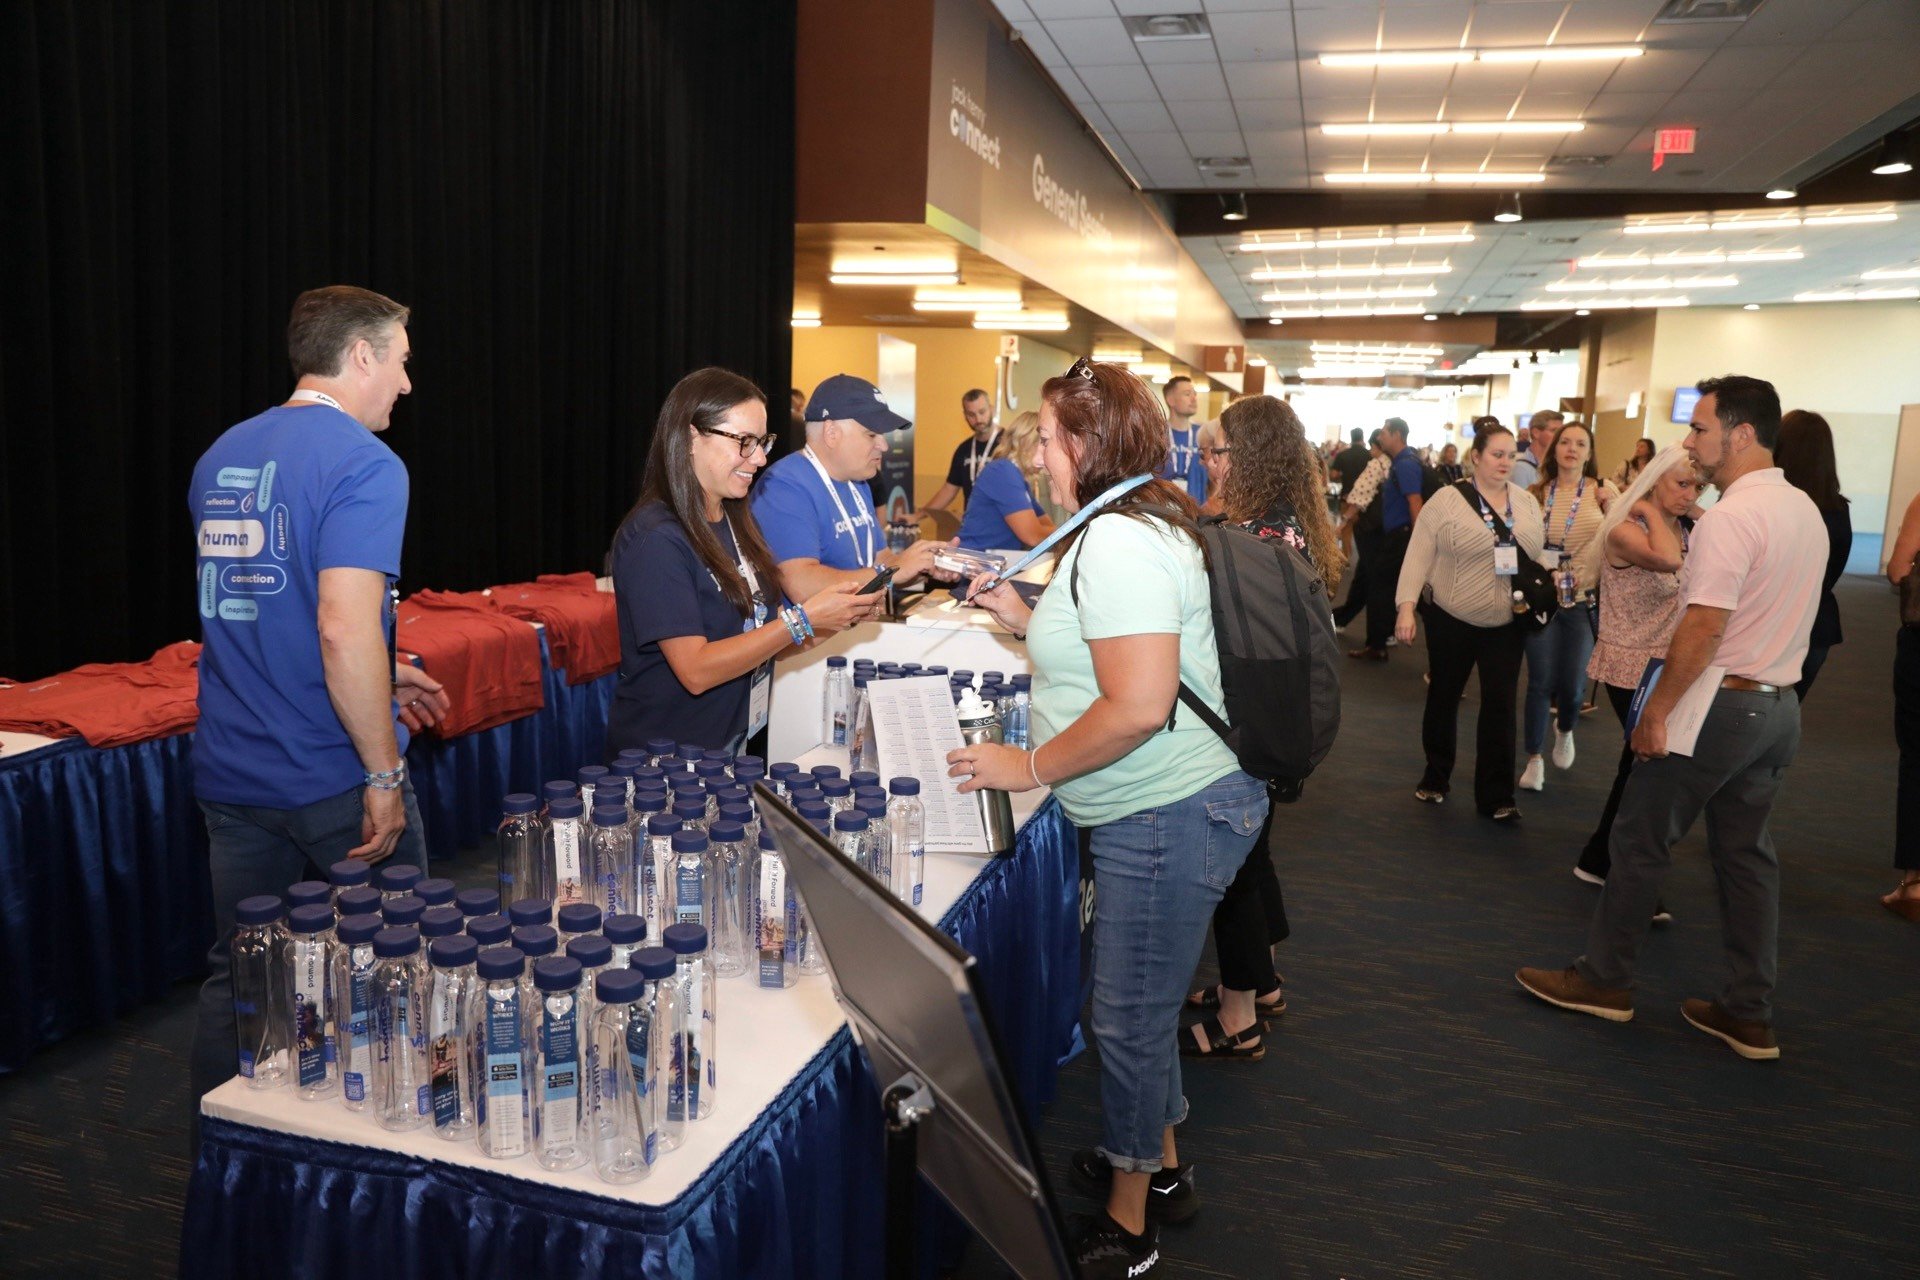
[{"x1": 180, "y1": 800, "x2": 1082, "y2": 1279}]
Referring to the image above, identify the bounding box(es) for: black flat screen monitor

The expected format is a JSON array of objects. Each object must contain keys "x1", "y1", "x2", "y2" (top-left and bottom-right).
[{"x1": 754, "y1": 785, "x2": 1072, "y2": 1280}]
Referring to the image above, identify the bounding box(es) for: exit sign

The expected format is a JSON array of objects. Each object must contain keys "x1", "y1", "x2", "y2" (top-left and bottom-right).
[{"x1": 1652, "y1": 127, "x2": 1696, "y2": 171}]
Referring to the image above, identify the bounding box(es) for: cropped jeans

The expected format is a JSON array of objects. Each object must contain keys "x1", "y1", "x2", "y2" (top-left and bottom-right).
[
  {"x1": 1523, "y1": 602, "x2": 1598, "y2": 756},
  {"x1": 1086, "y1": 770, "x2": 1268, "y2": 1173}
]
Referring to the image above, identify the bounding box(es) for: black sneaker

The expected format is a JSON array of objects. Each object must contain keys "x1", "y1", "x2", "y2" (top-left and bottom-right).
[
  {"x1": 1069, "y1": 1149, "x2": 1198, "y2": 1224},
  {"x1": 1071, "y1": 1211, "x2": 1161, "y2": 1279}
]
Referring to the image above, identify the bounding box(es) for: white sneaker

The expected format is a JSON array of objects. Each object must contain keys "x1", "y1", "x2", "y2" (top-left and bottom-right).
[
  {"x1": 1552, "y1": 728, "x2": 1576, "y2": 770},
  {"x1": 1519, "y1": 757, "x2": 1546, "y2": 791}
]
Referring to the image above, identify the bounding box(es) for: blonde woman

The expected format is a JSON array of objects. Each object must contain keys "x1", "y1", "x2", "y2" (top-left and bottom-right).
[{"x1": 955, "y1": 409, "x2": 1056, "y2": 550}]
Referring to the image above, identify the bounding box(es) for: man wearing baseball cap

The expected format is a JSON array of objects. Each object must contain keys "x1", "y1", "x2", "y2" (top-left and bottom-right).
[{"x1": 752, "y1": 373, "x2": 954, "y2": 601}]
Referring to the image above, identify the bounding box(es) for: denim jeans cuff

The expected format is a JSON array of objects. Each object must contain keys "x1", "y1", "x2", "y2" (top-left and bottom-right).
[
  {"x1": 1166, "y1": 1095, "x2": 1190, "y2": 1129},
  {"x1": 1095, "y1": 1146, "x2": 1164, "y2": 1175}
]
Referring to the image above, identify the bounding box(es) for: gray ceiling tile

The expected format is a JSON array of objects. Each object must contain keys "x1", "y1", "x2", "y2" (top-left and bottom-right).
[
  {"x1": 1101, "y1": 98, "x2": 1179, "y2": 130},
  {"x1": 1073, "y1": 61, "x2": 1164, "y2": 100},
  {"x1": 1151, "y1": 60, "x2": 1232, "y2": 101},
  {"x1": 1224, "y1": 59, "x2": 1299, "y2": 98},
  {"x1": 991, "y1": 0, "x2": 1036, "y2": 20},
  {"x1": 1383, "y1": 4, "x2": 1477, "y2": 49},
  {"x1": 1595, "y1": 45, "x2": 1713, "y2": 95},
  {"x1": 1464, "y1": 2, "x2": 1570, "y2": 47},
  {"x1": 1181, "y1": 129, "x2": 1252, "y2": 155},
  {"x1": 1024, "y1": 0, "x2": 1124, "y2": 17},
  {"x1": 1826, "y1": 0, "x2": 1920, "y2": 43},
  {"x1": 1138, "y1": 38, "x2": 1226, "y2": 66},
  {"x1": 1727, "y1": 0, "x2": 1871, "y2": 45},
  {"x1": 1168, "y1": 98, "x2": 1243, "y2": 132},
  {"x1": 1201, "y1": 0, "x2": 1298, "y2": 12},
  {"x1": 1292, "y1": 5, "x2": 1385, "y2": 50},
  {"x1": 1245, "y1": 128, "x2": 1308, "y2": 159},
  {"x1": 1201, "y1": 10, "x2": 1298, "y2": 60},
  {"x1": 1237, "y1": 97, "x2": 1305, "y2": 129},
  {"x1": 1549, "y1": 0, "x2": 1665, "y2": 46},
  {"x1": 1124, "y1": 130, "x2": 1202, "y2": 161},
  {"x1": 1045, "y1": 16, "x2": 1147, "y2": 67},
  {"x1": 1013, "y1": 21, "x2": 1070, "y2": 68}
]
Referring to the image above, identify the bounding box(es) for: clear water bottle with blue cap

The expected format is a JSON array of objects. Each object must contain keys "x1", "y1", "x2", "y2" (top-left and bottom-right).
[
  {"x1": 540, "y1": 779, "x2": 576, "y2": 819},
  {"x1": 645, "y1": 736, "x2": 678, "y2": 768},
  {"x1": 605, "y1": 760, "x2": 638, "y2": 818},
  {"x1": 455, "y1": 887, "x2": 500, "y2": 919},
  {"x1": 507, "y1": 897, "x2": 553, "y2": 929},
  {"x1": 370, "y1": 925, "x2": 430, "y2": 1131},
  {"x1": 231, "y1": 895, "x2": 289, "y2": 1088},
  {"x1": 706, "y1": 819, "x2": 751, "y2": 979},
  {"x1": 589, "y1": 968, "x2": 656, "y2": 1184},
  {"x1": 414, "y1": 877, "x2": 457, "y2": 908},
  {"x1": 376, "y1": 864, "x2": 422, "y2": 902},
  {"x1": 473, "y1": 947, "x2": 531, "y2": 1159},
  {"x1": 335, "y1": 885, "x2": 381, "y2": 920},
  {"x1": 512, "y1": 924, "x2": 559, "y2": 963},
  {"x1": 768, "y1": 762, "x2": 800, "y2": 799},
  {"x1": 531, "y1": 956, "x2": 587, "y2": 1171},
  {"x1": 662, "y1": 923, "x2": 717, "y2": 1122},
  {"x1": 427, "y1": 935, "x2": 480, "y2": 1141},
  {"x1": 576, "y1": 764, "x2": 609, "y2": 824},
  {"x1": 419, "y1": 905, "x2": 465, "y2": 942},
  {"x1": 754, "y1": 829, "x2": 802, "y2": 989},
  {"x1": 671, "y1": 795, "x2": 709, "y2": 839},
  {"x1": 641, "y1": 813, "x2": 681, "y2": 944},
  {"x1": 286, "y1": 904, "x2": 337, "y2": 1100},
  {"x1": 820, "y1": 775, "x2": 854, "y2": 818},
  {"x1": 466, "y1": 913, "x2": 512, "y2": 949},
  {"x1": 328, "y1": 859, "x2": 371, "y2": 904},
  {"x1": 671, "y1": 830, "x2": 712, "y2": 929},
  {"x1": 589, "y1": 804, "x2": 634, "y2": 916},
  {"x1": 718, "y1": 799, "x2": 757, "y2": 858},
  {"x1": 632, "y1": 947, "x2": 682, "y2": 1151},
  {"x1": 1011, "y1": 674, "x2": 1033, "y2": 750},
  {"x1": 833, "y1": 807, "x2": 870, "y2": 875},
  {"x1": 855, "y1": 791, "x2": 890, "y2": 881},
  {"x1": 381, "y1": 894, "x2": 426, "y2": 931},
  {"x1": 546, "y1": 796, "x2": 589, "y2": 909},
  {"x1": 286, "y1": 880, "x2": 331, "y2": 910},
  {"x1": 849, "y1": 769, "x2": 881, "y2": 791},
  {"x1": 888, "y1": 778, "x2": 926, "y2": 908},
  {"x1": 557, "y1": 901, "x2": 603, "y2": 954},
  {"x1": 602, "y1": 913, "x2": 648, "y2": 972},
  {"x1": 333, "y1": 913, "x2": 383, "y2": 1111},
  {"x1": 566, "y1": 935, "x2": 614, "y2": 1040},
  {"x1": 497, "y1": 793, "x2": 544, "y2": 905},
  {"x1": 824, "y1": 655, "x2": 850, "y2": 745},
  {"x1": 847, "y1": 673, "x2": 875, "y2": 771}
]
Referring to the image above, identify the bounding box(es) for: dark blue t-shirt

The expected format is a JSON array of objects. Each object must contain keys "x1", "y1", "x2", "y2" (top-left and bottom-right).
[
  {"x1": 750, "y1": 450, "x2": 879, "y2": 570},
  {"x1": 955, "y1": 459, "x2": 1044, "y2": 551},
  {"x1": 607, "y1": 502, "x2": 768, "y2": 755},
  {"x1": 1161, "y1": 424, "x2": 1207, "y2": 504},
  {"x1": 191, "y1": 404, "x2": 409, "y2": 808},
  {"x1": 1383, "y1": 448, "x2": 1424, "y2": 533}
]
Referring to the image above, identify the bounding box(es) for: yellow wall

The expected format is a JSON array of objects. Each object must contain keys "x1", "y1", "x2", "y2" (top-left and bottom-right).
[{"x1": 793, "y1": 326, "x2": 1071, "y2": 505}]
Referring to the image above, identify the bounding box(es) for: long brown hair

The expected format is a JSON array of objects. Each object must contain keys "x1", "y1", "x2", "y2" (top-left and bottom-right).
[
  {"x1": 1531, "y1": 420, "x2": 1600, "y2": 499},
  {"x1": 1040, "y1": 360, "x2": 1200, "y2": 554},
  {"x1": 620, "y1": 367, "x2": 784, "y2": 616},
  {"x1": 1218, "y1": 396, "x2": 1345, "y2": 590},
  {"x1": 1777, "y1": 409, "x2": 1849, "y2": 512}
]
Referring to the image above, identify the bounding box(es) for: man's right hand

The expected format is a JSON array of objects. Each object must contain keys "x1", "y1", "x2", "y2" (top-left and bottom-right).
[{"x1": 349, "y1": 784, "x2": 406, "y2": 862}]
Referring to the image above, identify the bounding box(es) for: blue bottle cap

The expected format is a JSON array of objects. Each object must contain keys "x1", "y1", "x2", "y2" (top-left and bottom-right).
[
  {"x1": 596, "y1": 968, "x2": 647, "y2": 1004},
  {"x1": 557, "y1": 902, "x2": 602, "y2": 935},
  {"x1": 609, "y1": 760, "x2": 639, "y2": 781},
  {"x1": 634, "y1": 791, "x2": 667, "y2": 815},
  {"x1": 645, "y1": 737, "x2": 677, "y2": 757},
  {"x1": 983, "y1": 671, "x2": 1004, "y2": 684},
  {"x1": 287, "y1": 881, "x2": 331, "y2": 909},
  {"x1": 455, "y1": 888, "x2": 501, "y2": 918},
  {"x1": 811, "y1": 765, "x2": 843, "y2": 780},
  {"x1": 826, "y1": 655, "x2": 847, "y2": 667},
  {"x1": 430, "y1": 935, "x2": 480, "y2": 970},
  {"x1": 502, "y1": 793, "x2": 539, "y2": 816},
  {"x1": 375, "y1": 865, "x2": 422, "y2": 895},
  {"x1": 381, "y1": 895, "x2": 426, "y2": 928},
  {"x1": 716, "y1": 785, "x2": 750, "y2": 805},
  {"x1": 678, "y1": 742, "x2": 704, "y2": 760},
  {"x1": 533, "y1": 956, "x2": 583, "y2": 992},
  {"x1": 819, "y1": 777, "x2": 852, "y2": 798},
  {"x1": 735, "y1": 755, "x2": 764, "y2": 773},
  {"x1": 602, "y1": 913, "x2": 648, "y2": 945},
  {"x1": 769, "y1": 762, "x2": 800, "y2": 780},
  {"x1": 704, "y1": 778, "x2": 730, "y2": 797},
  {"x1": 877, "y1": 662, "x2": 901, "y2": 672},
  {"x1": 709, "y1": 819, "x2": 746, "y2": 844},
  {"x1": 542, "y1": 780, "x2": 577, "y2": 803},
  {"x1": 849, "y1": 770, "x2": 881, "y2": 789},
  {"x1": 373, "y1": 925, "x2": 420, "y2": 959},
  {"x1": 466, "y1": 914, "x2": 513, "y2": 947},
  {"x1": 1012, "y1": 673, "x2": 1032, "y2": 689},
  {"x1": 328, "y1": 859, "x2": 372, "y2": 888},
  {"x1": 617, "y1": 747, "x2": 651, "y2": 762},
  {"x1": 567, "y1": 935, "x2": 613, "y2": 969},
  {"x1": 926, "y1": 665, "x2": 948, "y2": 676},
  {"x1": 420, "y1": 905, "x2": 465, "y2": 938},
  {"x1": 703, "y1": 749, "x2": 732, "y2": 763},
  {"x1": 512, "y1": 924, "x2": 558, "y2": 958},
  {"x1": 508, "y1": 897, "x2": 553, "y2": 927},
  {"x1": 796, "y1": 800, "x2": 831, "y2": 824},
  {"x1": 695, "y1": 761, "x2": 727, "y2": 782},
  {"x1": 734, "y1": 762, "x2": 766, "y2": 782},
  {"x1": 288, "y1": 904, "x2": 335, "y2": 935},
  {"x1": 335, "y1": 886, "x2": 382, "y2": 918},
  {"x1": 670, "y1": 830, "x2": 709, "y2": 855},
  {"x1": 633, "y1": 765, "x2": 667, "y2": 782},
  {"x1": 670, "y1": 774, "x2": 706, "y2": 793},
  {"x1": 662, "y1": 922, "x2": 708, "y2": 955},
  {"x1": 414, "y1": 877, "x2": 457, "y2": 906},
  {"x1": 833, "y1": 809, "x2": 869, "y2": 832},
  {"x1": 549, "y1": 797, "x2": 584, "y2": 820},
  {"x1": 476, "y1": 947, "x2": 525, "y2": 981},
  {"x1": 672, "y1": 799, "x2": 707, "y2": 823},
  {"x1": 889, "y1": 777, "x2": 921, "y2": 796},
  {"x1": 857, "y1": 797, "x2": 888, "y2": 819},
  {"x1": 718, "y1": 803, "x2": 754, "y2": 827},
  {"x1": 647, "y1": 814, "x2": 682, "y2": 838},
  {"x1": 632, "y1": 946, "x2": 678, "y2": 980},
  {"x1": 853, "y1": 674, "x2": 870, "y2": 689},
  {"x1": 953, "y1": 670, "x2": 973, "y2": 681},
  {"x1": 592, "y1": 804, "x2": 627, "y2": 827},
  {"x1": 787, "y1": 784, "x2": 822, "y2": 804},
  {"x1": 759, "y1": 828, "x2": 780, "y2": 851},
  {"x1": 576, "y1": 765, "x2": 609, "y2": 788},
  {"x1": 853, "y1": 785, "x2": 887, "y2": 802},
  {"x1": 901, "y1": 663, "x2": 923, "y2": 674},
  {"x1": 338, "y1": 914, "x2": 383, "y2": 946}
]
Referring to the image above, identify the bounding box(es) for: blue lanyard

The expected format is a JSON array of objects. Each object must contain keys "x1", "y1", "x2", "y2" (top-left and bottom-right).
[
  {"x1": 1542, "y1": 477, "x2": 1586, "y2": 550},
  {"x1": 974, "y1": 473, "x2": 1154, "y2": 590}
]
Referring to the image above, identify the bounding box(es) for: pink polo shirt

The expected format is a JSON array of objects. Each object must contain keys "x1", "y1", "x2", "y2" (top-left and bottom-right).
[{"x1": 1680, "y1": 467, "x2": 1826, "y2": 686}]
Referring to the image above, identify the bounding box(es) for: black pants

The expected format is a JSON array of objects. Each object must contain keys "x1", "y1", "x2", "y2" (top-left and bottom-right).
[
  {"x1": 1897, "y1": 628, "x2": 1920, "y2": 871},
  {"x1": 1335, "y1": 526, "x2": 1379, "y2": 627},
  {"x1": 1210, "y1": 801, "x2": 1287, "y2": 995},
  {"x1": 1794, "y1": 643, "x2": 1830, "y2": 702},
  {"x1": 1576, "y1": 684, "x2": 1638, "y2": 880},
  {"x1": 1420, "y1": 605, "x2": 1525, "y2": 814},
  {"x1": 1366, "y1": 526, "x2": 1412, "y2": 650}
]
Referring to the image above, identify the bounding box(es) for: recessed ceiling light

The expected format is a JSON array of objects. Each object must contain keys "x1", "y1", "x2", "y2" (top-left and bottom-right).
[
  {"x1": 1494, "y1": 192, "x2": 1524, "y2": 223},
  {"x1": 790, "y1": 317, "x2": 822, "y2": 328},
  {"x1": 1871, "y1": 133, "x2": 1913, "y2": 176},
  {"x1": 1575, "y1": 309, "x2": 1591, "y2": 316},
  {"x1": 1744, "y1": 303, "x2": 1761, "y2": 310},
  {"x1": 1221, "y1": 192, "x2": 1250, "y2": 221},
  {"x1": 829, "y1": 266, "x2": 961, "y2": 286},
  {"x1": 1766, "y1": 188, "x2": 1797, "y2": 200},
  {"x1": 1864, "y1": 266, "x2": 1920, "y2": 281},
  {"x1": 1318, "y1": 45, "x2": 1641, "y2": 68},
  {"x1": 1423, "y1": 313, "x2": 1438, "y2": 321}
]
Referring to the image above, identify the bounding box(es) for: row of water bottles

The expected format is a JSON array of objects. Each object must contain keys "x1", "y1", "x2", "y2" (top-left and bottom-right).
[
  {"x1": 229, "y1": 862, "x2": 725, "y2": 1186},
  {"x1": 824, "y1": 656, "x2": 1032, "y2": 761}
]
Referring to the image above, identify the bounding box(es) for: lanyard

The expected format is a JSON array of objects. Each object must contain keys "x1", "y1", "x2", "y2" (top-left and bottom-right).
[
  {"x1": 802, "y1": 446, "x2": 875, "y2": 566},
  {"x1": 721, "y1": 516, "x2": 768, "y2": 628},
  {"x1": 1541, "y1": 476, "x2": 1586, "y2": 550},
  {"x1": 977, "y1": 473, "x2": 1155, "y2": 589},
  {"x1": 289, "y1": 388, "x2": 343, "y2": 411},
  {"x1": 967, "y1": 429, "x2": 1000, "y2": 483},
  {"x1": 1469, "y1": 485, "x2": 1515, "y2": 542}
]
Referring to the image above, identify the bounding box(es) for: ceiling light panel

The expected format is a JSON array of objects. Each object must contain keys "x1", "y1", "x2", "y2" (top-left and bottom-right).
[
  {"x1": 1863, "y1": 266, "x2": 1920, "y2": 280},
  {"x1": 1322, "y1": 172, "x2": 1548, "y2": 185},
  {"x1": 1235, "y1": 229, "x2": 1475, "y2": 252},
  {"x1": 1261, "y1": 286, "x2": 1440, "y2": 302},
  {"x1": 1318, "y1": 46, "x2": 1642, "y2": 68},
  {"x1": 1522, "y1": 296, "x2": 1690, "y2": 311},
  {"x1": 1543, "y1": 275, "x2": 1736, "y2": 291},
  {"x1": 1249, "y1": 263, "x2": 1452, "y2": 280},
  {"x1": 1320, "y1": 121, "x2": 1583, "y2": 136},
  {"x1": 1793, "y1": 288, "x2": 1920, "y2": 303}
]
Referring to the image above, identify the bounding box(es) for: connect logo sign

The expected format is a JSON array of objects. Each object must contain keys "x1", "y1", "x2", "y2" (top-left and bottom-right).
[
  {"x1": 201, "y1": 489, "x2": 242, "y2": 513},
  {"x1": 271, "y1": 505, "x2": 292, "y2": 560},
  {"x1": 216, "y1": 466, "x2": 260, "y2": 489},
  {"x1": 198, "y1": 519, "x2": 266, "y2": 558},
  {"x1": 221, "y1": 564, "x2": 287, "y2": 595}
]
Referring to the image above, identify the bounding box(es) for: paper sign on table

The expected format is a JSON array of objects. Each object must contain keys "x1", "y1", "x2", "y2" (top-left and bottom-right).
[{"x1": 864, "y1": 675, "x2": 988, "y2": 853}]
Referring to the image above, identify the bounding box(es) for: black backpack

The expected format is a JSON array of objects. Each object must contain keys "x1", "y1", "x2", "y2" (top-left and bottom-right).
[{"x1": 1070, "y1": 511, "x2": 1342, "y2": 802}]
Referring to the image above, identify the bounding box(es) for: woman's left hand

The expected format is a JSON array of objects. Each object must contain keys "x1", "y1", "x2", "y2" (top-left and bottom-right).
[{"x1": 947, "y1": 742, "x2": 1039, "y2": 794}]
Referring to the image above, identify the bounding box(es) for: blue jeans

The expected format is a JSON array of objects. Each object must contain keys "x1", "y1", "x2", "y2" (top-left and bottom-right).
[
  {"x1": 1523, "y1": 604, "x2": 1598, "y2": 756},
  {"x1": 1087, "y1": 770, "x2": 1268, "y2": 1172},
  {"x1": 189, "y1": 781, "x2": 428, "y2": 1123}
]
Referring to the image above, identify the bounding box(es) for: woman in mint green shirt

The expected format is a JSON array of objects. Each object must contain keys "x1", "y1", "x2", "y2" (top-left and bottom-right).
[{"x1": 948, "y1": 358, "x2": 1268, "y2": 1278}]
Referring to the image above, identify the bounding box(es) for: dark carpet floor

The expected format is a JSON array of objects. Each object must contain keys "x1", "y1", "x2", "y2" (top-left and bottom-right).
[{"x1": 4, "y1": 578, "x2": 1918, "y2": 1278}]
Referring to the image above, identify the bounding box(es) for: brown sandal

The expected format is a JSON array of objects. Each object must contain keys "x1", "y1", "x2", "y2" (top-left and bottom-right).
[
  {"x1": 1184, "y1": 983, "x2": 1286, "y2": 1018},
  {"x1": 1180, "y1": 1015, "x2": 1265, "y2": 1060}
]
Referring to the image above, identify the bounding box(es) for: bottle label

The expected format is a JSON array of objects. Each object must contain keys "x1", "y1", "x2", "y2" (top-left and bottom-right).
[
  {"x1": 344, "y1": 951, "x2": 373, "y2": 1101},
  {"x1": 679, "y1": 967, "x2": 704, "y2": 1116},
  {"x1": 484, "y1": 988, "x2": 527, "y2": 1154},
  {"x1": 912, "y1": 843, "x2": 925, "y2": 907},
  {"x1": 553, "y1": 820, "x2": 585, "y2": 906},
  {"x1": 757, "y1": 856, "x2": 788, "y2": 988},
  {"x1": 625, "y1": 1015, "x2": 656, "y2": 1165},
  {"x1": 293, "y1": 943, "x2": 328, "y2": 1087},
  {"x1": 430, "y1": 976, "x2": 461, "y2": 1127},
  {"x1": 599, "y1": 835, "x2": 626, "y2": 916},
  {"x1": 675, "y1": 861, "x2": 704, "y2": 928},
  {"x1": 541, "y1": 1000, "x2": 579, "y2": 1151}
]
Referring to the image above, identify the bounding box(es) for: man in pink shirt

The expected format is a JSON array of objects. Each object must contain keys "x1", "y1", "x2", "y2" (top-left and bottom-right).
[{"x1": 1517, "y1": 376, "x2": 1824, "y2": 1060}]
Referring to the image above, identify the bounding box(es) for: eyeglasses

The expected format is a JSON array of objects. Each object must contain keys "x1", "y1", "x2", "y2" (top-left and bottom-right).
[
  {"x1": 1205, "y1": 446, "x2": 1232, "y2": 459},
  {"x1": 695, "y1": 425, "x2": 776, "y2": 459}
]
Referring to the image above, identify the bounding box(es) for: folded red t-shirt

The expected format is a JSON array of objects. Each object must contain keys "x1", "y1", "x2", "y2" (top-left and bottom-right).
[
  {"x1": 0, "y1": 641, "x2": 203, "y2": 748},
  {"x1": 396, "y1": 591, "x2": 544, "y2": 736},
  {"x1": 490, "y1": 572, "x2": 619, "y2": 685}
]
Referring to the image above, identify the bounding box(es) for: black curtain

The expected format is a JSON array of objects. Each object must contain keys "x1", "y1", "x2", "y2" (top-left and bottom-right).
[{"x1": 0, "y1": 0, "x2": 795, "y2": 680}]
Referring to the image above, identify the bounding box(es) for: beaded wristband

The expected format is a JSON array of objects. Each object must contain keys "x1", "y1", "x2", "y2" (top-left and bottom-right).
[
  {"x1": 780, "y1": 607, "x2": 807, "y2": 647},
  {"x1": 365, "y1": 762, "x2": 405, "y2": 791},
  {"x1": 794, "y1": 604, "x2": 816, "y2": 641}
]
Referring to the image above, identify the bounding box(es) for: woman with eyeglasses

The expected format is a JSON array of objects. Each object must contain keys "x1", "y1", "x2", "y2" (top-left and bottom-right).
[
  {"x1": 947, "y1": 357, "x2": 1269, "y2": 1279},
  {"x1": 1195, "y1": 419, "x2": 1229, "y2": 517},
  {"x1": 605, "y1": 367, "x2": 879, "y2": 757}
]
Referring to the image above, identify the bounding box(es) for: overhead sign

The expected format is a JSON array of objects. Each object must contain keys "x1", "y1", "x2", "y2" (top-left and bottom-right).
[
  {"x1": 1652, "y1": 127, "x2": 1696, "y2": 172},
  {"x1": 1201, "y1": 345, "x2": 1245, "y2": 374}
]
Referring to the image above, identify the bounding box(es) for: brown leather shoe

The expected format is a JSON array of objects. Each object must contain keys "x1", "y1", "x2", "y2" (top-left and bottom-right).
[
  {"x1": 1680, "y1": 998, "x2": 1779, "y2": 1060},
  {"x1": 1516, "y1": 966, "x2": 1634, "y2": 1022},
  {"x1": 1346, "y1": 646, "x2": 1389, "y2": 662}
]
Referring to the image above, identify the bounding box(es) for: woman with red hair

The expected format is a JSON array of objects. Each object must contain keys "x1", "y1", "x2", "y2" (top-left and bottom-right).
[{"x1": 948, "y1": 358, "x2": 1268, "y2": 1279}]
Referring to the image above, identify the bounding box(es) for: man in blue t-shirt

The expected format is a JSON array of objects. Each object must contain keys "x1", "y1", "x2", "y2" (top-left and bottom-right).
[
  {"x1": 1159, "y1": 375, "x2": 1208, "y2": 503},
  {"x1": 1353, "y1": 417, "x2": 1427, "y2": 660},
  {"x1": 752, "y1": 373, "x2": 956, "y2": 602},
  {"x1": 187, "y1": 286, "x2": 449, "y2": 1116}
]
